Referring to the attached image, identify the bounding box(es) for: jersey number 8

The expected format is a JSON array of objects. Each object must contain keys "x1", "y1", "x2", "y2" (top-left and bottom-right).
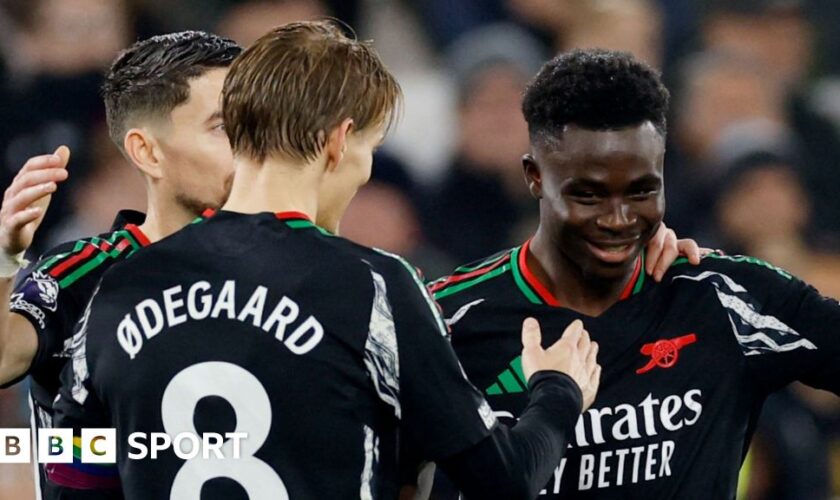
[{"x1": 161, "y1": 361, "x2": 288, "y2": 499}]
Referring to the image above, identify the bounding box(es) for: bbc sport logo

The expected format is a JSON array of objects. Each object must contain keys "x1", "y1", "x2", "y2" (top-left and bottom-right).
[{"x1": 0, "y1": 429, "x2": 247, "y2": 463}]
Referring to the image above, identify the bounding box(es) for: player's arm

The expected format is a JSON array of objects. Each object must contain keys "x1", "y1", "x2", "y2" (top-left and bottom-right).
[
  {"x1": 382, "y1": 260, "x2": 599, "y2": 499},
  {"x1": 0, "y1": 147, "x2": 70, "y2": 385},
  {"x1": 731, "y1": 259, "x2": 840, "y2": 395},
  {"x1": 48, "y1": 294, "x2": 122, "y2": 495},
  {"x1": 437, "y1": 320, "x2": 599, "y2": 500}
]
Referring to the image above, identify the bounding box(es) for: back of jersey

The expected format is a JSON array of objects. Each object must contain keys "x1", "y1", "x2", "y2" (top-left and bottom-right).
[{"x1": 62, "y1": 212, "x2": 401, "y2": 499}]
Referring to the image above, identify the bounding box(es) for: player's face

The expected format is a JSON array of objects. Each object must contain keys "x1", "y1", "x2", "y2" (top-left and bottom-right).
[
  {"x1": 155, "y1": 67, "x2": 234, "y2": 214},
  {"x1": 318, "y1": 122, "x2": 386, "y2": 230},
  {"x1": 524, "y1": 122, "x2": 665, "y2": 280}
]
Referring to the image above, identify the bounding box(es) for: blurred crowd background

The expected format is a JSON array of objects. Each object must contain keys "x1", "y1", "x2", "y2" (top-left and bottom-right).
[{"x1": 0, "y1": 0, "x2": 839, "y2": 498}]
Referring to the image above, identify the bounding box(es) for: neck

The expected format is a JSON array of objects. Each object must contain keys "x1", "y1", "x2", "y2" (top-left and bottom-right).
[
  {"x1": 139, "y1": 186, "x2": 196, "y2": 243},
  {"x1": 223, "y1": 155, "x2": 321, "y2": 224},
  {"x1": 529, "y1": 228, "x2": 640, "y2": 316}
]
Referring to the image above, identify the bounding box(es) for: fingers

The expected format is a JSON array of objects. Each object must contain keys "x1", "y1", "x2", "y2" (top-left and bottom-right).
[
  {"x1": 650, "y1": 228, "x2": 678, "y2": 282},
  {"x1": 520, "y1": 317, "x2": 543, "y2": 382},
  {"x1": 699, "y1": 247, "x2": 715, "y2": 258},
  {"x1": 677, "y1": 238, "x2": 702, "y2": 265},
  {"x1": 590, "y1": 365, "x2": 602, "y2": 395},
  {"x1": 585, "y1": 341, "x2": 599, "y2": 376},
  {"x1": 53, "y1": 145, "x2": 71, "y2": 168},
  {"x1": 16, "y1": 153, "x2": 63, "y2": 174},
  {"x1": 645, "y1": 223, "x2": 666, "y2": 275},
  {"x1": 521, "y1": 317, "x2": 542, "y2": 351},
  {"x1": 6, "y1": 182, "x2": 57, "y2": 214},
  {"x1": 576, "y1": 327, "x2": 591, "y2": 354},
  {"x1": 7, "y1": 154, "x2": 69, "y2": 198},
  {"x1": 558, "y1": 319, "x2": 583, "y2": 347},
  {"x1": 11, "y1": 168, "x2": 67, "y2": 195},
  {"x1": 6, "y1": 206, "x2": 42, "y2": 231}
]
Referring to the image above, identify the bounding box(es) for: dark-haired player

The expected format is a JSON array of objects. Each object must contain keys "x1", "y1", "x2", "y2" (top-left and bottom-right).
[
  {"x1": 429, "y1": 48, "x2": 840, "y2": 499},
  {"x1": 49, "y1": 21, "x2": 602, "y2": 499},
  {"x1": 0, "y1": 31, "x2": 240, "y2": 497}
]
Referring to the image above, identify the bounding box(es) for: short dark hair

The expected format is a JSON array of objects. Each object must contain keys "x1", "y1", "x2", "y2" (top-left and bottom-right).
[
  {"x1": 223, "y1": 20, "x2": 401, "y2": 163},
  {"x1": 522, "y1": 49, "x2": 670, "y2": 143},
  {"x1": 103, "y1": 31, "x2": 241, "y2": 151}
]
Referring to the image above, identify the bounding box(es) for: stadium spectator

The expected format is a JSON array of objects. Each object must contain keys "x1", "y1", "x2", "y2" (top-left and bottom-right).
[
  {"x1": 0, "y1": 0, "x2": 133, "y2": 255},
  {"x1": 666, "y1": 51, "x2": 794, "y2": 238},
  {"x1": 341, "y1": 178, "x2": 455, "y2": 279},
  {"x1": 216, "y1": 0, "x2": 329, "y2": 47},
  {"x1": 561, "y1": 0, "x2": 663, "y2": 69},
  {"x1": 698, "y1": 0, "x2": 840, "y2": 247},
  {"x1": 714, "y1": 150, "x2": 840, "y2": 299},
  {"x1": 423, "y1": 23, "x2": 546, "y2": 262}
]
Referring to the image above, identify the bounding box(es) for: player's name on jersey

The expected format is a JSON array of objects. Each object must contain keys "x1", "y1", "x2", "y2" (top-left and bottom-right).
[
  {"x1": 116, "y1": 280, "x2": 324, "y2": 359},
  {"x1": 0, "y1": 428, "x2": 248, "y2": 463}
]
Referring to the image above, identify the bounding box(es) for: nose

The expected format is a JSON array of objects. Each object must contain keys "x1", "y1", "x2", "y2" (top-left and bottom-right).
[{"x1": 595, "y1": 199, "x2": 637, "y2": 232}]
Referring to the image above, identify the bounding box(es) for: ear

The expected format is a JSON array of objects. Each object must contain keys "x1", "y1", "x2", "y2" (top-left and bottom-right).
[
  {"x1": 324, "y1": 118, "x2": 354, "y2": 172},
  {"x1": 124, "y1": 128, "x2": 164, "y2": 179},
  {"x1": 522, "y1": 153, "x2": 542, "y2": 199}
]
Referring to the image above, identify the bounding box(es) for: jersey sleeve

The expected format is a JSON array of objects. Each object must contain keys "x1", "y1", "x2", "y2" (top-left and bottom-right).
[
  {"x1": 368, "y1": 253, "x2": 495, "y2": 460},
  {"x1": 4, "y1": 244, "x2": 89, "y2": 386},
  {"x1": 694, "y1": 255, "x2": 840, "y2": 394},
  {"x1": 47, "y1": 291, "x2": 121, "y2": 491}
]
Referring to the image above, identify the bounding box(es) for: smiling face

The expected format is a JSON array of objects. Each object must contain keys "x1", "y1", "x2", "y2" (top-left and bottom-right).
[{"x1": 524, "y1": 121, "x2": 666, "y2": 280}]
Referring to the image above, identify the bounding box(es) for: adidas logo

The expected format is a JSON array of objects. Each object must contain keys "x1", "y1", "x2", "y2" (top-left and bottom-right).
[{"x1": 486, "y1": 356, "x2": 527, "y2": 395}]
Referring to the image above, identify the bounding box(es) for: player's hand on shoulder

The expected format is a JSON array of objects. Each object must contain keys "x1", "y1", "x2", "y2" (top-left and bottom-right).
[
  {"x1": 0, "y1": 146, "x2": 70, "y2": 255},
  {"x1": 645, "y1": 222, "x2": 710, "y2": 282},
  {"x1": 520, "y1": 318, "x2": 601, "y2": 411}
]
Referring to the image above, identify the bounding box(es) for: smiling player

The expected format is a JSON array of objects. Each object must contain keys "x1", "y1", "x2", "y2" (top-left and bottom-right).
[{"x1": 429, "y1": 49, "x2": 840, "y2": 499}]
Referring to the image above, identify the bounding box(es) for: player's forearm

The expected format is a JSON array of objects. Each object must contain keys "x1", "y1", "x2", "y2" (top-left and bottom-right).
[
  {"x1": 0, "y1": 275, "x2": 37, "y2": 385},
  {"x1": 439, "y1": 371, "x2": 582, "y2": 499}
]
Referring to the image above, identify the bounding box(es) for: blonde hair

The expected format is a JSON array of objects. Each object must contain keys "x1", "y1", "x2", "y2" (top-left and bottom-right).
[{"x1": 223, "y1": 20, "x2": 402, "y2": 163}]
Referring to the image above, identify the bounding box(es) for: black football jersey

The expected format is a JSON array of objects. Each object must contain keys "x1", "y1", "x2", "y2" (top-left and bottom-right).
[
  {"x1": 4, "y1": 210, "x2": 148, "y2": 499},
  {"x1": 50, "y1": 211, "x2": 495, "y2": 499},
  {"x1": 430, "y1": 241, "x2": 840, "y2": 499}
]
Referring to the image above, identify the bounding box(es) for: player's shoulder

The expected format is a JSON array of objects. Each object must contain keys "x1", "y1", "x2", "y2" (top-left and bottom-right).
[
  {"x1": 28, "y1": 224, "x2": 148, "y2": 291},
  {"x1": 428, "y1": 247, "x2": 517, "y2": 308},
  {"x1": 335, "y1": 238, "x2": 426, "y2": 289},
  {"x1": 664, "y1": 252, "x2": 797, "y2": 289}
]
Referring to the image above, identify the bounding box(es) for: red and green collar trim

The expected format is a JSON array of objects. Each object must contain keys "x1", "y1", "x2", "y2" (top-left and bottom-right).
[
  {"x1": 275, "y1": 211, "x2": 312, "y2": 222},
  {"x1": 36, "y1": 223, "x2": 151, "y2": 289},
  {"x1": 123, "y1": 223, "x2": 151, "y2": 247},
  {"x1": 191, "y1": 208, "x2": 217, "y2": 224},
  {"x1": 429, "y1": 252, "x2": 512, "y2": 296},
  {"x1": 275, "y1": 211, "x2": 334, "y2": 236},
  {"x1": 511, "y1": 239, "x2": 645, "y2": 306}
]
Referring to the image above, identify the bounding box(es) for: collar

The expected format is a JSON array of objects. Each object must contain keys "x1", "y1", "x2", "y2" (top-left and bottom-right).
[{"x1": 511, "y1": 238, "x2": 645, "y2": 306}]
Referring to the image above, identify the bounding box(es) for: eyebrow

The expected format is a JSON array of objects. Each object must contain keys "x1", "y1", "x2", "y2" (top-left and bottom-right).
[
  {"x1": 566, "y1": 178, "x2": 605, "y2": 188},
  {"x1": 628, "y1": 174, "x2": 663, "y2": 187},
  {"x1": 205, "y1": 111, "x2": 223, "y2": 124}
]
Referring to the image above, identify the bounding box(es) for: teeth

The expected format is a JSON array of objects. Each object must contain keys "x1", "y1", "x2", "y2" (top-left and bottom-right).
[{"x1": 599, "y1": 244, "x2": 629, "y2": 253}]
